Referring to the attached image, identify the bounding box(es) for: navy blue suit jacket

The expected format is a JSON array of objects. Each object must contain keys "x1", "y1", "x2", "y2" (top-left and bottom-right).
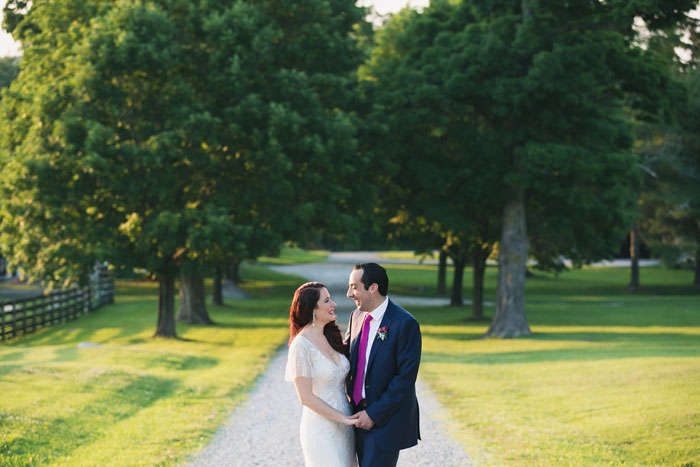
[{"x1": 345, "y1": 298, "x2": 421, "y2": 452}]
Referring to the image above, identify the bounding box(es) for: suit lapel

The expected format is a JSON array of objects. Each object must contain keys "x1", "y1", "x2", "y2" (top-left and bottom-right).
[
  {"x1": 349, "y1": 310, "x2": 366, "y2": 371},
  {"x1": 365, "y1": 300, "x2": 396, "y2": 375}
]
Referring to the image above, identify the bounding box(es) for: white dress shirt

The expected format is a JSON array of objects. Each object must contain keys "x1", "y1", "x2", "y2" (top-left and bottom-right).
[{"x1": 361, "y1": 296, "x2": 389, "y2": 399}]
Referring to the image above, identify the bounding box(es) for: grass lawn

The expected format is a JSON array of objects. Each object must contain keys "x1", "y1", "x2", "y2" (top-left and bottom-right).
[
  {"x1": 408, "y1": 266, "x2": 700, "y2": 466},
  {"x1": 378, "y1": 250, "x2": 439, "y2": 261},
  {"x1": 1, "y1": 255, "x2": 698, "y2": 466},
  {"x1": 256, "y1": 245, "x2": 329, "y2": 265},
  {"x1": 0, "y1": 266, "x2": 300, "y2": 466}
]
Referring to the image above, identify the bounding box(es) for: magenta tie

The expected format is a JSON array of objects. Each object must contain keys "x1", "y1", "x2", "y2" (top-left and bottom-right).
[{"x1": 353, "y1": 313, "x2": 373, "y2": 405}]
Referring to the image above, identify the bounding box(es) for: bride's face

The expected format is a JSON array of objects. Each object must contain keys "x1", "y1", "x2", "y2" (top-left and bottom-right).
[{"x1": 314, "y1": 287, "x2": 337, "y2": 325}]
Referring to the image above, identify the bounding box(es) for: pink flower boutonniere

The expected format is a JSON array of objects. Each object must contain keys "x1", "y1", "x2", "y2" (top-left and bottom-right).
[{"x1": 376, "y1": 326, "x2": 389, "y2": 341}]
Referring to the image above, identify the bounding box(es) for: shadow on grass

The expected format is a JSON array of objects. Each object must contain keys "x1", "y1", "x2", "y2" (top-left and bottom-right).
[
  {"x1": 137, "y1": 353, "x2": 219, "y2": 371},
  {"x1": 0, "y1": 363, "x2": 22, "y2": 378},
  {"x1": 631, "y1": 284, "x2": 700, "y2": 295},
  {"x1": 0, "y1": 350, "x2": 25, "y2": 362},
  {"x1": 0, "y1": 371, "x2": 179, "y2": 463},
  {"x1": 424, "y1": 346, "x2": 700, "y2": 365},
  {"x1": 423, "y1": 330, "x2": 700, "y2": 364}
]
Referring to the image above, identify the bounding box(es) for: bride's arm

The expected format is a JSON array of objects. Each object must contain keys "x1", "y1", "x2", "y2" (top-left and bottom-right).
[{"x1": 293, "y1": 377, "x2": 357, "y2": 425}]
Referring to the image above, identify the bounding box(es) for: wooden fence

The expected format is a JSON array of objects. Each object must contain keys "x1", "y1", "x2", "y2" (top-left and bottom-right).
[{"x1": 0, "y1": 272, "x2": 114, "y2": 342}]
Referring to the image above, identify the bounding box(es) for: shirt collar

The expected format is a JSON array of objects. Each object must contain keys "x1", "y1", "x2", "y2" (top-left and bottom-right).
[{"x1": 368, "y1": 296, "x2": 389, "y2": 322}]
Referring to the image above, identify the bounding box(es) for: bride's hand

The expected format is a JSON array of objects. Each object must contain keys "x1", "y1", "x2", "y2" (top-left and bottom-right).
[{"x1": 343, "y1": 415, "x2": 359, "y2": 425}]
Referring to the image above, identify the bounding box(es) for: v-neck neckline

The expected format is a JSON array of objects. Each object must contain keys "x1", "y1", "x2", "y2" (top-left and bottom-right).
[{"x1": 298, "y1": 334, "x2": 342, "y2": 367}]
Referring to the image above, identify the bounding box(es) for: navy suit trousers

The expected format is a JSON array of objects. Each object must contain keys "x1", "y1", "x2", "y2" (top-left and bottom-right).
[{"x1": 356, "y1": 427, "x2": 400, "y2": 467}]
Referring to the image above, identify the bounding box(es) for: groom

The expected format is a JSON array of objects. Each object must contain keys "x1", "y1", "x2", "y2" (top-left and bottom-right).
[{"x1": 345, "y1": 262, "x2": 421, "y2": 467}]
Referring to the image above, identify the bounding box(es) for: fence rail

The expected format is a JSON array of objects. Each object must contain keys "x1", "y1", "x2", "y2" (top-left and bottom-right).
[{"x1": 0, "y1": 273, "x2": 114, "y2": 342}]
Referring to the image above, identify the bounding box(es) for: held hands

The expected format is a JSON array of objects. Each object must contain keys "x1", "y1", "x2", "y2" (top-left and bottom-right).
[{"x1": 349, "y1": 411, "x2": 374, "y2": 430}]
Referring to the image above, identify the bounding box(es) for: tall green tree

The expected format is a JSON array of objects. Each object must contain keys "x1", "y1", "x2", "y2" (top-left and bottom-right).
[
  {"x1": 477, "y1": 0, "x2": 694, "y2": 336},
  {"x1": 0, "y1": 55, "x2": 20, "y2": 269},
  {"x1": 627, "y1": 15, "x2": 699, "y2": 290},
  {"x1": 364, "y1": 4, "x2": 504, "y2": 317},
  {"x1": 0, "y1": 0, "x2": 365, "y2": 336},
  {"x1": 640, "y1": 68, "x2": 700, "y2": 284},
  {"x1": 366, "y1": 0, "x2": 694, "y2": 336},
  {"x1": 673, "y1": 67, "x2": 700, "y2": 284}
]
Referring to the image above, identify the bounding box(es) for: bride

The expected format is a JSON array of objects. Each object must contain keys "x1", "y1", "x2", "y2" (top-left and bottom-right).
[{"x1": 286, "y1": 282, "x2": 358, "y2": 467}]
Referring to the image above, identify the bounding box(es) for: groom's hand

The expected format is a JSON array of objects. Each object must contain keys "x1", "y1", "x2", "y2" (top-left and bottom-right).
[{"x1": 354, "y1": 410, "x2": 375, "y2": 430}]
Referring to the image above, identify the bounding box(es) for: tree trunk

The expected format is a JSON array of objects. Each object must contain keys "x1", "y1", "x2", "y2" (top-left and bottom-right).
[
  {"x1": 694, "y1": 248, "x2": 700, "y2": 286},
  {"x1": 450, "y1": 254, "x2": 465, "y2": 306},
  {"x1": 487, "y1": 190, "x2": 531, "y2": 337},
  {"x1": 154, "y1": 270, "x2": 177, "y2": 338},
  {"x1": 629, "y1": 223, "x2": 640, "y2": 292},
  {"x1": 212, "y1": 266, "x2": 223, "y2": 306},
  {"x1": 177, "y1": 271, "x2": 214, "y2": 325},
  {"x1": 228, "y1": 258, "x2": 242, "y2": 285},
  {"x1": 437, "y1": 249, "x2": 447, "y2": 294},
  {"x1": 472, "y1": 251, "x2": 486, "y2": 320}
]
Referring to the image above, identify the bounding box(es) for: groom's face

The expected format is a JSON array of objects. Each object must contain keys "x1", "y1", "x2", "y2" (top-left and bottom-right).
[{"x1": 347, "y1": 268, "x2": 373, "y2": 311}]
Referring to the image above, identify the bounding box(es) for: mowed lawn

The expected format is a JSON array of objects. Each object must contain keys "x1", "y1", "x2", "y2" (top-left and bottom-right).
[
  {"x1": 406, "y1": 266, "x2": 700, "y2": 466},
  {"x1": 0, "y1": 265, "x2": 299, "y2": 466},
  {"x1": 1, "y1": 258, "x2": 698, "y2": 466}
]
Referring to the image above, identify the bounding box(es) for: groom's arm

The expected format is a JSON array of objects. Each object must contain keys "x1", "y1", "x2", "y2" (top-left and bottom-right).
[{"x1": 365, "y1": 316, "x2": 421, "y2": 428}]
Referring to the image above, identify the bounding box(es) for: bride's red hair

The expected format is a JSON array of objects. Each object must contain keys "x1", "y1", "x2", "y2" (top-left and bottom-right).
[{"x1": 288, "y1": 282, "x2": 348, "y2": 357}]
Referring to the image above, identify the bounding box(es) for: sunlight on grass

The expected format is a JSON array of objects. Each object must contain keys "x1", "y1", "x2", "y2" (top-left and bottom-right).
[
  {"x1": 378, "y1": 250, "x2": 438, "y2": 261},
  {"x1": 411, "y1": 265, "x2": 700, "y2": 466},
  {"x1": 0, "y1": 280, "x2": 289, "y2": 466},
  {"x1": 1, "y1": 257, "x2": 698, "y2": 465}
]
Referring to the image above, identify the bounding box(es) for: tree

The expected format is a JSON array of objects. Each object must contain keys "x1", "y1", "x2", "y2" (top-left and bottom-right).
[
  {"x1": 481, "y1": 0, "x2": 696, "y2": 336},
  {"x1": 177, "y1": 266, "x2": 212, "y2": 325},
  {"x1": 627, "y1": 15, "x2": 699, "y2": 290},
  {"x1": 364, "y1": 4, "x2": 504, "y2": 317},
  {"x1": 673, "y1": 68, "x2": 700, "y2": 284},
  {"x1": 0, "y1": 55, "x2": 20, "y2": 272},
  {"x1": 640, "y1": 68, "x2": 700, "y2": 285},
  {"x1": 482, "y1": 0, "x2": 695, "y2": 336},
  {"x1": 0, "y1": 0, "x2": 365, "y2": 336},
  {"x1": 366, "y1": 0, "x2": 695, "y2": 336}
]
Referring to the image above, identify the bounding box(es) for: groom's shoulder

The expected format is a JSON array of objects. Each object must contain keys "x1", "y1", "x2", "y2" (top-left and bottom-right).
[{"x1": 388, "y1": 299, "x2": 418, "y2": 324}]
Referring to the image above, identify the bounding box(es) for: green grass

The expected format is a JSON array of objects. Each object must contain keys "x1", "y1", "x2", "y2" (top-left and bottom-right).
[
  {"x1": 0, "y1": 284, "x2": 40, "y2": 290},
  {"x1": 408, "y1": 266, "x2": 700, "y2": 466},
  {"x1": 378, "y1": 250, "x2": 438, "y2": 261},
  {"x1": 2, "y1": 255, "x2": 698, "y2": 466},
  {"x1": 385, "y1": 262, "x2": 466, "y2": 297},
  {"x1": 0, "y1": 276, "x2": 296, "y2": 466},
  {"x1": 256, "y1": 245, "x2": 328, "y2": 265}
]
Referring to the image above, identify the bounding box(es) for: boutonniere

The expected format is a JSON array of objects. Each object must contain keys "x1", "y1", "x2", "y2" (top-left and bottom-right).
[{"x1": 376, "y1": 326, "x2": 388, "y2": 341}]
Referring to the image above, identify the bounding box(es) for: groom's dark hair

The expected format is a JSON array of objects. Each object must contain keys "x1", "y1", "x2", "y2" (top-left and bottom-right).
[{"x1": 354, "y1": 262, "x2": 388, "y2": 296}]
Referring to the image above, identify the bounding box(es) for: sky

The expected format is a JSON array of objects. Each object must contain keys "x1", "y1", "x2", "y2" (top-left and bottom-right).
[{"x1": 0, "y1": 0, "x2": 429, "y2": 57}]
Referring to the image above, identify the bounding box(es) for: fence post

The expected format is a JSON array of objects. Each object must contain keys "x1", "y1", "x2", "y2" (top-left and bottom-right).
[{"x1": 1, "y1": 302, "x2": 5, "y2": 341}]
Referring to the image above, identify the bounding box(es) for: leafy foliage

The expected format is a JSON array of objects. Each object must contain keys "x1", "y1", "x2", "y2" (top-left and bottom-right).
[
  {"x1": 364, "y1": 0, "x2": 696, "y2": 334},
  {"x1": 0, "y1": 56, "x2": 20, "y2": 91},
  {"x1": 639, "y1": 67, "x2": 700, "y2": 278},
  {"x1": 0, "y1": 0, "x2": 365, "y2": 285}
]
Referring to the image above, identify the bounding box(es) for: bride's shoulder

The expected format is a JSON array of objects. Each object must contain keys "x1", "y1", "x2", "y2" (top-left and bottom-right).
[{"x1": 290, "y1": 333, "x2": 311, "y2": 350}]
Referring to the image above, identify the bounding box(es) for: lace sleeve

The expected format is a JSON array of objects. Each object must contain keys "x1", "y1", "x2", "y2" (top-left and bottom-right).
[{"x1": 285, "y1": 337, "x2": 314, "y2": 381}]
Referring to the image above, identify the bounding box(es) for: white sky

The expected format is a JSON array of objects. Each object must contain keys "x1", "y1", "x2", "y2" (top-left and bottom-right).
[
  {"x1": 0, "y1": 0, "x2": 20, "y2": 56},
  {"x1": 0, "y1": 0, "x2": 429, "y2": 57}
]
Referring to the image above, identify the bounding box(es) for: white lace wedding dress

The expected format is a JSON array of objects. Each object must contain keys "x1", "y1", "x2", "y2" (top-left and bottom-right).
[{"x1": 285, "y1": 335, "x2": 358, "y2": 467}]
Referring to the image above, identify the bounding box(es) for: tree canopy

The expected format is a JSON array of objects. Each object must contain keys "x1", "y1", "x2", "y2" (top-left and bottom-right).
[
  {"x1": 0, "y1": 0, "x2": 366, "y2": 336},
  {"x1": 364, "y1": 0, "x2": 696, "y2": 336}
]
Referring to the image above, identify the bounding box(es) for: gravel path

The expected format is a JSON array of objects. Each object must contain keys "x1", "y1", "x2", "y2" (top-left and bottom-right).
[{"x1": 188, "y1": 259, "x2": 474, "y2": 466}]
